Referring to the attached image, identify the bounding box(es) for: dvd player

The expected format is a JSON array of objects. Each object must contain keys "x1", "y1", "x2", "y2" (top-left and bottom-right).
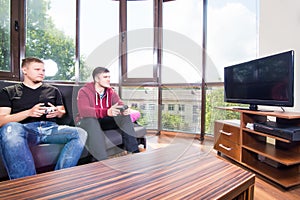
[{"x1": 253, "y1": 121, "x2": 300, "y2": 141}]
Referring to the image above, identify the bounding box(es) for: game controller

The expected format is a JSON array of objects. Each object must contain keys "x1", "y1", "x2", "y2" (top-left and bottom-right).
[
  {"x1": 45, "y1": 107, "x2": 55, "y2": 114},
  {"x1": 117, "y1": 105, "x2": 128, "y2": 112}
]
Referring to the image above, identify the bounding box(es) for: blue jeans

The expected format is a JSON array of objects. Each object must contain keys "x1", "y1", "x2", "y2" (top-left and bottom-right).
[{"x1": 0, "y1": 121, "x2": 87, "y2": 179}]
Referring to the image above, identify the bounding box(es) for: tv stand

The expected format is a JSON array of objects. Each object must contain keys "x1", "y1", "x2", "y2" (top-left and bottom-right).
[
  {"x1": 214, "y1": 107, "x2": 300, "y2": 188},
  {"x1": 233, "y1": 107, "x2": 274, "y2": 112}
]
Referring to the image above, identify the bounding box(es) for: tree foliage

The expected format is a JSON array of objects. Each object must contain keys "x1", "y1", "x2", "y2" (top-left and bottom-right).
[
  {"x1": 205, "y1": 87, "x2": 240, "y2": 134},
  {"x1": 0, "y1": 0, "x2": 10, "y2": 71},
  {"x1": 162, "y1": 112, "x2": 188, "y2": 131},
  {"x1": 0, "y1": 0, "x2": 89, "y2": 80},
  {"x1": 131, "y1": 106, "x2": 148, "y2": 126},
  {"x1": 26, "y1": 0, "x2": 77, "y2": 80}
]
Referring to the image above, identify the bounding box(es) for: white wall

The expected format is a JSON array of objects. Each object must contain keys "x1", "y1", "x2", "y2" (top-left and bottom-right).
[{"x1": 259, "y1": 0, "x2": 300, "y2": 111}]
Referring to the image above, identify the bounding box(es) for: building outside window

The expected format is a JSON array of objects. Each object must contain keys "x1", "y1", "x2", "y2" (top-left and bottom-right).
[
  {"x1": 178, "y1": 104, "x2": 185, "y2": 112},
  {"x1": 168, "y1": 104, "x2": 175, "y2": 111},
  {"x1": 193, "y1": 105, "x2": 199, "y2": 114}
]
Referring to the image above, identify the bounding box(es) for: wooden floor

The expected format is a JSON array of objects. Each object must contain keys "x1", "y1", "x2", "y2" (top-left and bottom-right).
[{"x1": 147, "y1": 132, "x2": 300, "y2": 200}]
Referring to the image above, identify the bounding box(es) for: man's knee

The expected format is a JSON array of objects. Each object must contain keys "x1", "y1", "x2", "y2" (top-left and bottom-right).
[
  {"x1": 76, "y1": 127, "x2": 87, "y2": 145},
  {"x1": 0, "y1": 122, "x2": 25, "y2": 142},
  {"x1": 79, "y1": 118, "x2": 102, "y2": 134},
  {"x1": 64, "y1": 126, "x2": 87, "y2": 146}
]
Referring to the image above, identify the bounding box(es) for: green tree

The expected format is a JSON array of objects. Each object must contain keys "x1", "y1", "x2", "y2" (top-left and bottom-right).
[
  {"x1": 162, "y1": 112, "x2": 184, "y2": 131},
  {"x1": 132, "y1": 106, "x2": 148, "y2": 126},
  {"x1": 26, "y1": 0, "x2": 72, "y2": 80},
  {"x1": 205, "y1": 87, "x2": 240, "y2": 134},
  {"x1": 25, "y1": 0, "x2": 89, "y2": 81}
]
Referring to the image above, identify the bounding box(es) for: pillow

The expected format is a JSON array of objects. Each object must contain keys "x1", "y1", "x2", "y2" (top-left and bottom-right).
[{"x1": 130, "y1": 109, "x2": 141, "y2": 122}]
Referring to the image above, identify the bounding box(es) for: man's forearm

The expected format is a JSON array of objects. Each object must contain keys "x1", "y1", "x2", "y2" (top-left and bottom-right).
[{"x1": 0, "y1": 110, "x2": 30, "y2": 127}]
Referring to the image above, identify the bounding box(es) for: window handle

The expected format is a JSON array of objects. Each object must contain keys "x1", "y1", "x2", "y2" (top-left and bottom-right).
[{"x1": 15, "y1": 21, "x2": 19, "y2": 32}]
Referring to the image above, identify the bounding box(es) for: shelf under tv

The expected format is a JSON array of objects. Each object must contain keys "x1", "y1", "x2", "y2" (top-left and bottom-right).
[{"x1": 214, "y1": 107, "x2": 300, "y2": 189}]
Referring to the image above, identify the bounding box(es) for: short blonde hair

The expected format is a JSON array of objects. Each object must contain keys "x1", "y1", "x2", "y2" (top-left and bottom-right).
[{"x1": 21, "y1": 57, "x2": 44, "y2": 68}]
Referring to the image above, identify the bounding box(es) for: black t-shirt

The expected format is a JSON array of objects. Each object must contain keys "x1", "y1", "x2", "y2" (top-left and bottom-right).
[{"x1": 0, "y1": 83, "x2": 64, "y2": 124}]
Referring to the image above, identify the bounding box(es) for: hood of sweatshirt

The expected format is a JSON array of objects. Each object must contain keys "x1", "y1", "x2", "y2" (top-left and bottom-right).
[
  {"x1": 76, "y1": 82, "x2": 124, "y2": 122},
  {"x1": 82, "y1": 82, "x2": 112, "y2": 109}
]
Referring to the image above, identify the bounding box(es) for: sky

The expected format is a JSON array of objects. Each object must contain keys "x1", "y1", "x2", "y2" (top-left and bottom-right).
[{"x1": 47, "y1": 0, "x2": 258, "y2": 83}]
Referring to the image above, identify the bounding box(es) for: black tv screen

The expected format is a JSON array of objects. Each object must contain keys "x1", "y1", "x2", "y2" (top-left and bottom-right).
[{"x1": 224, "y1": 50, "x2": 294, "y2": 111}]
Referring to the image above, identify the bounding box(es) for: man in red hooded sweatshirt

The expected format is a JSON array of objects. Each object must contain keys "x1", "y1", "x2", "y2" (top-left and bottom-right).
[{"x1": 76, "y1": 67, "x2": 140, "y2": 161}]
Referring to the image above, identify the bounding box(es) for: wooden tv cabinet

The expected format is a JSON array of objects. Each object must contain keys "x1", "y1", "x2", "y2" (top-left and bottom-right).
[{"x1": 214, "y1": 107, "x2": 300, "y2": 188}]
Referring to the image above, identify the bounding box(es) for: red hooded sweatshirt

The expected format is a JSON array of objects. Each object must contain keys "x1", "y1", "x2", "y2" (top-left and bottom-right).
[{"x1": 76, "y1": 82, "x2": 123, "y2": 122}]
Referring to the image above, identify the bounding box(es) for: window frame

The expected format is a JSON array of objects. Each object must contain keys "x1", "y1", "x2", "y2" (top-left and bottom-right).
[
  {"x1": 2, "y1": 0, "x2": 209, "y2": 139},
  {"x1": 119, "y1": 0, "x2": 159, "y2": 85},
  {"x1": 0, "y1": 1, "x2": 25, "y2": 81}
]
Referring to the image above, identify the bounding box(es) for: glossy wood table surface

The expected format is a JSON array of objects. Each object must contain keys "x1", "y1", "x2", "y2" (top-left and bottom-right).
[{"x1": 0, "y1": 145, "x2": 255, "y2": 199}]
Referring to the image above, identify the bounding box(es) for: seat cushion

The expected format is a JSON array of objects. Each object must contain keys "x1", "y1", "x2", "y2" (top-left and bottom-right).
[{"x1": 134, "y1": 124, "x2": 147, "y2": 138}]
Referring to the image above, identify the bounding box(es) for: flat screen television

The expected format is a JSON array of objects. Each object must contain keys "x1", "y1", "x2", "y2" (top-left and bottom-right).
[{"x1": 224, "y1": 50, "x2": 294, "y2": 111}]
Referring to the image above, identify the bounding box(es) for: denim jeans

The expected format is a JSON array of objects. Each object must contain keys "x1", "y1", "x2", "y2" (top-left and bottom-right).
[{"x1": 0, "y1": 121, "x2": 87, "y2": 179}]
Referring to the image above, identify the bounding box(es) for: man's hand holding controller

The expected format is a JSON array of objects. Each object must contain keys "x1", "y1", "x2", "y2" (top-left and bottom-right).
[
  {"x1": 109, "y1": 104, "x2": 129, "y2": 116},
  {"x1": 118, "y1": 105, "x2": 129, "y2": 115},
  {"x1": 45, "y1": 107, "x2": 55, "y2": 115},
  {"x1": 42, "y1": 102, "x2": 57, "y2": 117},
  {"x1": 28, "y1": 103, "x2": 57, "y2": 118}
]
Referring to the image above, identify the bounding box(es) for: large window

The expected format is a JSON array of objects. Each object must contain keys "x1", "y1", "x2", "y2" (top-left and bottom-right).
[
  {"x1": 126, "y1": 0, "x2": 154, "y2": 80},
  {"x1": 80, "y1": 0, "x2": 119, "y2": 82},
  {"x1": 26, "y1": 0, "x2": 76, "y2": 81},
  {"x1": 161, "y1": 0, "x2": 203, "y2": 134},
  {"x1": 162, "y1": 0, "x2": 203, "y2": 84},
  {"x1": 1, "y1": 0, "x2": 259, "y2": 136},
  {"x1": 207, "y1": 0, "x2": 258, "y2": 81},
  {"x1": 206, "y1": 0, "x2": 258, "y2": 135},
  {"x1": 162, "y1": 87, "x2": 201, "y2": 133}
]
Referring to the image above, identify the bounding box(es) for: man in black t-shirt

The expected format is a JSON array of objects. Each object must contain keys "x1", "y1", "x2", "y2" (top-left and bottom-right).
[{"x1": 0, "y1": 57, "x2": 87, "y2": 179}]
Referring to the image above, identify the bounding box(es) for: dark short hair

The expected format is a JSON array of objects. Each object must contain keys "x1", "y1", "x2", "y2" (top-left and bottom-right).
[
  {"x1": 92, "y1": 67, "x2": 110, "y2": 81},
  {"x1": 21, "y1": 57, "x2": 44, "y2": 68}
]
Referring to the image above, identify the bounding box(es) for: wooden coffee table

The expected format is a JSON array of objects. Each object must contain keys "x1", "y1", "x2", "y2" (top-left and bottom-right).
[{"x1": 0, "y1": 144, "x2": 255, "y2": 199}]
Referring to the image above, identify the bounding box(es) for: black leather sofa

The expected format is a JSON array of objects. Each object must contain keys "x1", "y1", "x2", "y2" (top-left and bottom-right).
[{"x1": 0, "y1": 80, "x2": 146, "y2": 180}]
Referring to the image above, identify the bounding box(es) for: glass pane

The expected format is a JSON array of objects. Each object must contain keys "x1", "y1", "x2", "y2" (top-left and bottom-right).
[
  {"x1": 80, "y1": 0, "x2": 119, "y2": 82},
  {"x1": 163, "y1": 0, "x2": 203, "y2": 84},
  {"x1": 206, "y1": 0, "x2": 258, "y2": 135},
  {"x1": 127, "y1": 0, "x2": 154, "y2": 79},
  {"x1": 26, "y1": 0, "x2": 76, "y2": 81},
  {"x1": 162, "y1": 51, "x2": 201, "y2": 83},
  {"x1": 0, "y1": 0, "x2": 10, "y2": 72},
  {"x1": 122, "y1": 86, "x2": 158, "y2": 130},
  {"x1": 207, "y1": 0, "x2": 258, "y2": 82},
  {"x1": 205, "y1": 85, "x2": 241, "y2": 135},
  {"x1": 162, "y1": 87, "x2": 201, "y2": 133}
]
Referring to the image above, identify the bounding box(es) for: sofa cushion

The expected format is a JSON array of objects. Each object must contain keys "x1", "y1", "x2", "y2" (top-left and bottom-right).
[
  {"x1": 134, "y1": 124, "x2": 147, "y2": 138},
  {"x1": 51, "y1": 84, "x2": 82, "y2": 126}
]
